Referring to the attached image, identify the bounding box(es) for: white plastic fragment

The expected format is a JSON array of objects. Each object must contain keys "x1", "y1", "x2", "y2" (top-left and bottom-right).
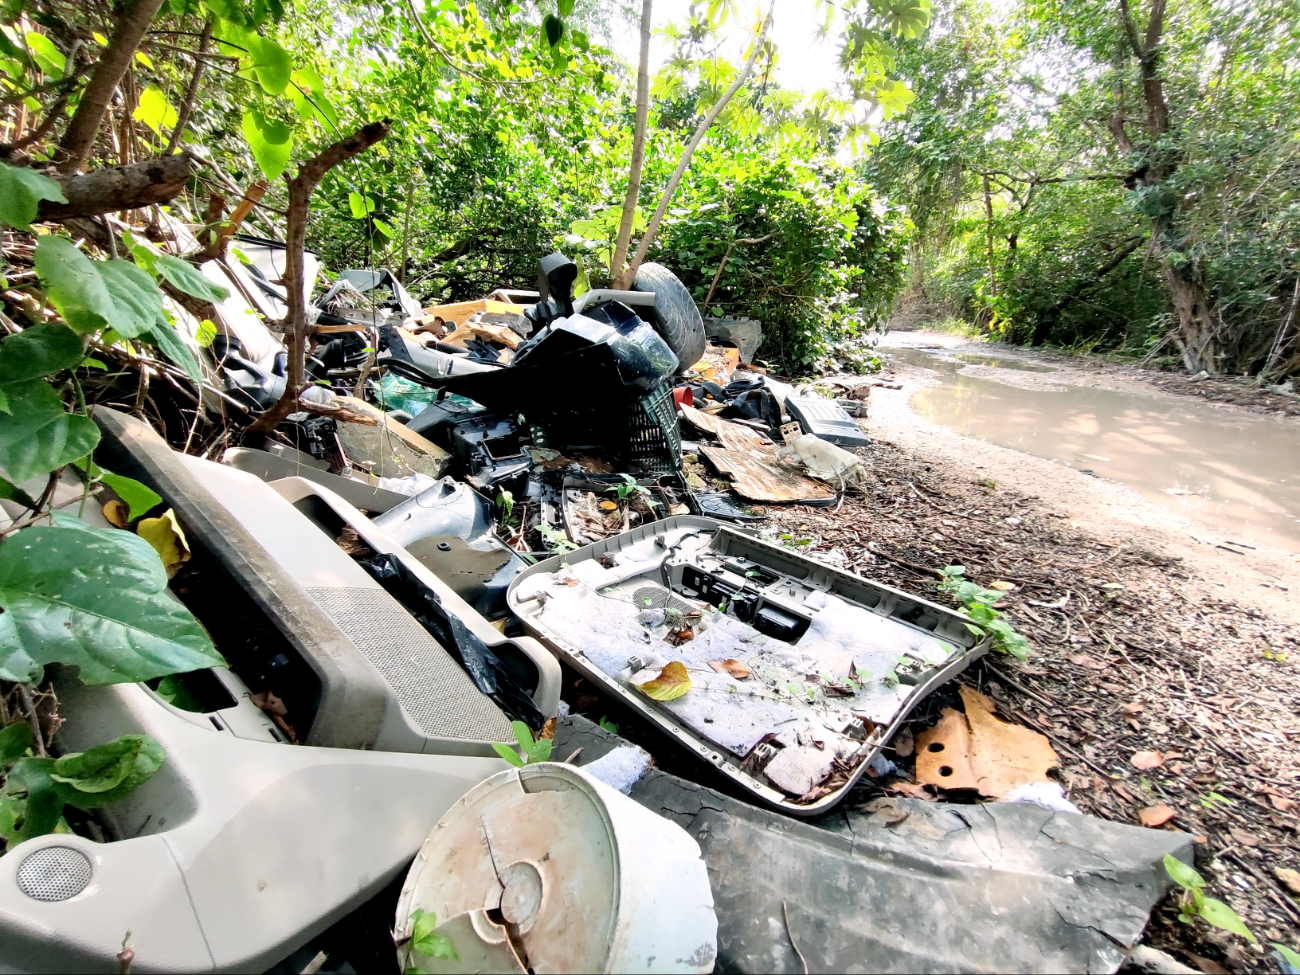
[
  {"x1": 582, "y1": 745, "x2": 653, "y2": 795},
  {"x1": 777, "y1": 433, "x2": 866, "y2": 484},
  {"x1": 375, "y1": 471, "x2": 439, "y2": 496},
  {"x1": 1004, "y1": 781, "x2": 1082, "y2": 815}
]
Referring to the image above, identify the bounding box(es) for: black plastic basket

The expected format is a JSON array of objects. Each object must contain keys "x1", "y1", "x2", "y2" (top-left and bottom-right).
[{"x1": 626, "y1": 380, "x2": 682, "y2": 473}]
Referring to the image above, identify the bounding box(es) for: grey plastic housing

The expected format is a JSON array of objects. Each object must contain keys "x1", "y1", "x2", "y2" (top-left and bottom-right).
[
  {"x1": 508, "y1": 516, "x2": 988, "y2": 816},
  {"x1": 0, "y1": 675, "x2": 505, "y2": 972}
]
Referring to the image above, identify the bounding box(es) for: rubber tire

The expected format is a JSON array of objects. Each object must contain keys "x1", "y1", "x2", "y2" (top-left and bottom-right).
[{"x1": 632, "y1": 262, "x2": 707, "y2": 374}]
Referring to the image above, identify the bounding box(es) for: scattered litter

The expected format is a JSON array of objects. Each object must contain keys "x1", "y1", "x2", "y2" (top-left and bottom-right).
[
  {"x1": 582, "y1": 744, "x2": 653, "y2": 794},
  {"x1": 1005, "y1": 782, "x2": 1081, "y2": 815}
]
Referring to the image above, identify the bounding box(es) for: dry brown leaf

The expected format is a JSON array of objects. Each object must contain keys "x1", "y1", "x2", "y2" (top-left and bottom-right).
[
  {"x1": 1228, "y1": 828, "x2": 1259, "y2": 848},
  {"x1": 708, "y1": 658, "x2": 752, "y2": 679},
  {"x1": 1068, "y1": 655, "x2": 1107, "y2": 670},
  {"x1": 636, "y1": 661, "x2": 692, "y2": 701},
  {"x1": 250, "y1": 690, "x2": 288, "y2": 716},
  {"x1": 102, "y1": 499, "x2": 129, "y2": 528},
  {"x1": 598, "y1": 500, "x2": 618, "y2": 511},
  {"x1": 665, "y1": 627, "x2": 695, "y2": 646},
  {"x1": 1138, "y1": 804, "x2": 1177, "y2": 827},
  {"x1": 989, "y1": 580, "x2": 1016, "y2": 590},
  {"x1": 1120, "y1": 700, "x2": 1145, "y2": 715},
  {"x1": 892, "y1": 725, "x2": 914, "y2": 758},
  {"x1": 561, "y1": 577, "x2": 580, "y2": 587},
  {"x1": 538, "y1": 717, "x2": 557, "y2": 741},
  {"x1": 885, "y1": 781, "x2": 934, "y2": 801},
  {"x1": 1268, "y1": 793, "x2": 1297, "y2": 813},
  {"x1": 1130, "y1": 750, "x2": 1164, "y2": 770},
  {"x1": 859, "y1": 797, "x2": 910, "y2": 826},
  {"x1": 1274, "y1": 867, "x2": 1300, "y2": 897},
  {"x1": 1184, "y1": 952, "x2": 1231, "y2": 975},
  {"x1": 136, "y1": 509, "x2": 191, "y2": 578}
]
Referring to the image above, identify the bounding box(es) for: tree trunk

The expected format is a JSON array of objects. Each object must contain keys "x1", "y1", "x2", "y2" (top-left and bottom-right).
[
  {"x1": 983, "y1": 174, "x2": 996, "y2": 298},
  {"x1": 1165, "y1": 264, "x2": 1217, "y2": 374},
  {"x1": 37, "y1": 152, "x2": 196, "y2": 221},
  {"x1": 610, "y1": 0, "x2": 653, "y2": 279},
  {"x1": 614, "y1": 0, "x2": 776, "y2": 288},
  {"x1": 57, "y1": 0, "x2": 166, "y2": 174},
  {"x1": 247, "y1": 120, "x2": 392, "y2": 436}
]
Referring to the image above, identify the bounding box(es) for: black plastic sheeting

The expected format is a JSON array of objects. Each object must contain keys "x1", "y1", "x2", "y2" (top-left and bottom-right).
[
  {"x1": 356, "y1": 553, "x2": 544, "y2": 727},
  {"x1": 554, "y1": 716, "x2": 1195, "y2": 975}
]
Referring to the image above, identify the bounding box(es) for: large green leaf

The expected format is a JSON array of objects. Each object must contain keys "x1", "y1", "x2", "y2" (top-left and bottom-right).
[
  {"x1": 0, "y1": 380, "x2": 99, "y2": 482},
  {"x1": 241, "y1": 109, "x2": 293, "y2": 181},
  {"x1": 153, "y1": 253, "x2": 229, "y2": 303},
  {"x1": 2, "y1": 757, "x2": 62, "y2": 843},
  {"x1": 0, "y1": 323, "x2": 84, "y2": 385},
  {"x1": 148, "y1": 314, "x2": 202, "y2": 384},
  {"x1": 50, "y1": 734, "x2": 165, "y2": 808},
  {"x1": 99, "y1": 471, "x2": 162, "y2": 521},
  {"x1": 0, "y1": 475, "x2": 36, "y2": 508},
  {"x1": 0, "y1": 517, "x2": 223, "y2": 685},
  {"x1": 34, "y1": 237, "x2": 160, "y2": 338},
  {"x1": 96, "y1": 259, "x2": 163, "y2": 338},
  {"x1": 0, "y1": 163, "x2": 66, "y2": 231},
  {"x1": 23, "y1": 32, "x2": 63, "y2": 78},
  {"x1": 0, "y1": 722, "x2": 31, "y2": 764},
  {"x1": 133, "y1": 84, "x2": 178, "y2": 135},
  {"x1": 245, "y1": 34, "x2": 292, "y2": 95}
]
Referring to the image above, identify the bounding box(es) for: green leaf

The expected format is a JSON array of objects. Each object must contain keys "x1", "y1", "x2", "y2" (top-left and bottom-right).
[
  {"x1": 245, "y1": 34, "x2": 292, "y2": 95},
  {"x1": 348, "y1": 192, "x2": 376, "y2": 219},
  {"x1": 1271, "y1": 944, "x2": 1300, "y2": 971},
  {"x1": 241, "y1": 109, "x2": 293, "y2": 181},
  {"x1": 35, "y1": 237, "x2": 132, "y2": 335},
  {"x1": 153, "y1": 253, "x2": 229, "y2": 303},
  {"x1": 195, "y1": 319, "x2": 217, "y2": 348},
  {"x1": 133, "y1": 84, "x2": 178, "y2": 135},
  {"x1": 1199, "y1": 896, "x2": 1257, "y2": 943},
  {"x1": 492, "y1": 742, "x2": 525, "y2": 767},
  {"x1": 0, "y1": 721, "x2": 32, "y2": 763},
  {"x1": 411, "y1": 909, "x2": 437, "y2": 946},
  {"x1": 50, "y1": 734, "x2": 164, "y2": 809},
  {"x1": 96, "y1": 259, "x2": 164, "y2": 338},
  {"x1": 4, "y1": 757, "x2": 62, "y2": 842},
  {"x1": 0, "y1": 323, "x2": 84, "y2": 384},
  {"x1": 556, "y1": 0, "x2": 573, "y2": 17},
  {"x1": 147, "y1": 315, "x2": 202, "y2": 383},
  {"x1": 0, "y1": 475, "x2": 36, "y2": 508},
  {"x1": 0, "y1": 380, "x2": 99, "y2": 482},
  {"x1": 23, "y1": 32, "x2": 63, "y2": 78},
  {"x1": 542, "y1": 13, "x2": 563, "y2": 46},
  {"x1": 0, "y1": 519, "x2": 224, "y2": 685},
  {"x1": 526, "y1": 737, "x2": 552, "y2": 762},
  {"x1": 372, "y1": 218, "x2": 394, "y2": 238},
  {"x1": 99, "y1": 471, "x2": 162, "y2": 521},
  {"x1": 410, "y1": 909, "x2": 458, "y2": 961},
  {"x1": 1163, "y1": 853, "x2": 1204, "y2": 890},
  {"x1": 0, "y1": 162, "x2": 66, "y2": 230}
]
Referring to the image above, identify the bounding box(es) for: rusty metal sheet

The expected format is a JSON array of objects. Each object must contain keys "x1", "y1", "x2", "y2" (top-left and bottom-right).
[{"x1": 682, "y1": 406, "x2": 832, "y2": 503}]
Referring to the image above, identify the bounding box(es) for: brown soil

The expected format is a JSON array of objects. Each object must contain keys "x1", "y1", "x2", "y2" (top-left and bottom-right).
[{"x1": 759, "y1": 433, "x2": 1300, "y2": 972}]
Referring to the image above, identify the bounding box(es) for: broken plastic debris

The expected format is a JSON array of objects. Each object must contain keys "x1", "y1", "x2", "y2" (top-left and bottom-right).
[
  {"x1": 915, "y1": 686, "x2": 1059, "y2": 797},
  {"x1": 581, "y1": 744, "x2": 652, "y2": 795}
]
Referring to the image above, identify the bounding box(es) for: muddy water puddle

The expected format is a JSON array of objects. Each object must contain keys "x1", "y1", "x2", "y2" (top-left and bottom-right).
[{"x1": 886, "y1": 344, "x2": 1300, "y2": 552}]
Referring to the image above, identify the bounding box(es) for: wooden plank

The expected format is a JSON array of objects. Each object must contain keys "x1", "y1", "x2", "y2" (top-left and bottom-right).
[{"x1": 420, "y1": 298, "x2": 522, "y2": 325}]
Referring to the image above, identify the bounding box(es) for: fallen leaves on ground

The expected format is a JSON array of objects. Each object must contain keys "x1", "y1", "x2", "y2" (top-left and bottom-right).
[
  {"x1": 1132, "y1": 750, "x2": 1165, "y2": 770},
  {"x1": 709, "y1": 658, "x2": 752, "y2": 679},
  {"x1": 1139, "y1": 804, "x2": 1177, "y2": 827},
  {"x1": 636, "y1": 661, "x2": 692, "y2": 702}
]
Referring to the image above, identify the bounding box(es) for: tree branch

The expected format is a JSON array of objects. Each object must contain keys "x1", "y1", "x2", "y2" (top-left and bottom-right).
[
  {"x1": 57, "y1": 0, "x2": 167, "y2": 174},
  {"x1": 611, "y1": 0, "x2": 653, "y2": 278},
  {"x1": 164, "y1": 19, "x2": 212, "y2": 156},
  {"x1": 617, "y1": 0, "x2": 776, "y2": 286},
  {"x1": 1117, "y1": 0, "x2": 1146, "y2": 60},
  {"x1": 36, "y1": 152, "x2": 197, "y2": 221},
  {"x1": 247, "y1": 120, "x2": 392, "y2": 436}
]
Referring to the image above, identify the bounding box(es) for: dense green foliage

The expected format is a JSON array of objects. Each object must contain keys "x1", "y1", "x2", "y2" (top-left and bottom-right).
[{"x1": 869, "y1": 0, "x2": 1300, "y2": 377}]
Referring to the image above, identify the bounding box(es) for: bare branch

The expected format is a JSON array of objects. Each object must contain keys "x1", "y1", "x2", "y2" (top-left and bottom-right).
[
  {"x1": 611, "y1": 0, "x2": 653, "y2": 277},
  {"x1": 165, "y1": 19, "x2": 213, "y2": 155}
]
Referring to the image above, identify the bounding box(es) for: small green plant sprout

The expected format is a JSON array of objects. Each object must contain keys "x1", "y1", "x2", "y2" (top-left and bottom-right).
[
  {"x1": 1199, "y1": 791, "x2": 1235, "y2": 811},
  {"x1": 938, "y1": 566, "x2": 1030, "y2": 660},
  {"x1": 1163, "y1": 854, "x2": 1257, "y2": 944},
  {"x1": 537, "y1": 524, "x2": 578, "y2": 554},
  {"x1": 608, "y1": 474, "x2": 660, "y2": 509},
  {"x1": 598, "y1": 717, "x2": 619, "y2": 734},
  {"x1": 403, "y1": 907, "x2": 457, "y2": 972},
  {"x1": 495, "y1": 489, "x2": 515, "y2": 523},
  {"x1": 492, "y1": 721, "x2": 552, "y2": 768}
]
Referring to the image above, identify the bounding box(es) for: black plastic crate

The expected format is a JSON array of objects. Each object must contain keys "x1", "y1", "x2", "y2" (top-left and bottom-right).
[{"x1": 627, "y1": 380, "x2": 681, "y2": 472}]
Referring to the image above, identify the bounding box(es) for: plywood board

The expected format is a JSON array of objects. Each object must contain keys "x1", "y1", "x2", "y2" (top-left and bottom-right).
[{"x1": 683, "y1": 404, "x2": 834, "y2": 503}]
